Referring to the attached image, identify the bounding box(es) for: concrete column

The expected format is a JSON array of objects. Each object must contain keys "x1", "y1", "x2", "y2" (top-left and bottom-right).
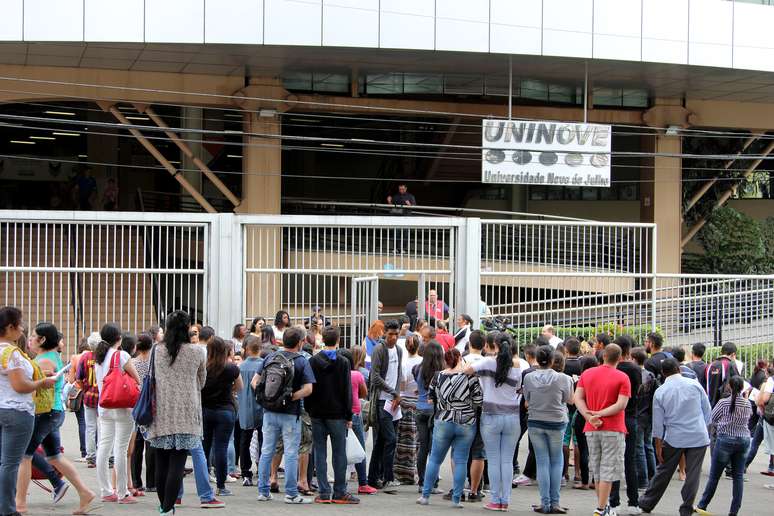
[
  {"x1": 237, "y1": 111, "x2": 281, "y2": 214},
  {"x1": 181, "y1": 106, "x2": 204, "y2": 193},
  {"x1": 641, "y1": 134, "x2": 682, "y2": 274}
]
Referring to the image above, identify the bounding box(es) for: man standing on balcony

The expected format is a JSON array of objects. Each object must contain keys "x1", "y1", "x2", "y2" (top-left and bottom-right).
[{"x1": 387, "y1": 184, "x2": 416, "y2": 207}]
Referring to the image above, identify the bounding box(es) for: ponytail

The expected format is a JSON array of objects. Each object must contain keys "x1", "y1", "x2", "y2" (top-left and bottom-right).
[
  {"x1": 95, "y1": 322, "x2": 122, "y2": 363},
  {"x1": 728, "y1": 375, "x2": 744, "y2": 415},
  {"x1": 493, "y1": 332, "x2": 514, "y2": 387}
]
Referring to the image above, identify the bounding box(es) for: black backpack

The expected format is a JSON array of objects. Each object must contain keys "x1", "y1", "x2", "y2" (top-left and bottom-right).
[{"x1": 255, "y1": 352, "x2": 297, "y2": 412}]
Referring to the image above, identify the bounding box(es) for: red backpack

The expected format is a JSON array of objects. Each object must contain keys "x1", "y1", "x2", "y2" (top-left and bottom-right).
[
  {"x1": 78, "y1": 352, "x2": 100, "y2": 409},
  {"x1": 99, "y1": 351, "x2": 140, "y2": 409}
]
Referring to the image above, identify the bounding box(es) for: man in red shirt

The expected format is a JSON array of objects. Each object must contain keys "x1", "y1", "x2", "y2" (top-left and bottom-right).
[
  {"x1": 575, "y1": 344, "x2": 632, "y2": 516},
  {"x1": 423, "y1": 290, "x2": 448, "y2": 326},
  {"x1": 434, "y1": 321, "x2": 455, "y2": 352}
]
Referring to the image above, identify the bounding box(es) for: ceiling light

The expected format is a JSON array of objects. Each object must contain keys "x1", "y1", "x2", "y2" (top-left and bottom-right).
[
  {"x1": 224, "y1": 113, "x2": 243, "y2": 118},
  {"x1": 289, "y1": 118, "x2": 318, "y2": 123},
  {"x1": 53, "y1": 132, "x2": 80, "y2": 137},
  {"x1": 168, "y1": 160, "x2": 181, "y2": 164},
  {"x1": 224, "y1": 130, "x2": 243, "y2": 134},
  {"x1": 30, "y1": 136, "x2": 55, "y2": 140},
  {"x1": 227, "y1": 154, "x2": 243, "y2": 158},
  {"x1": 10, "y1": 140, "x2": 35, "y2": 144},
  {"x1": 259, "y1": 109, "x2": 277, "y2": 118},
  {"x1": 665, "y1": 125, "x2": 680, "y2": 136},
  {"x1": 321, "y1": 143, "x2": 344, "y2": 148},
  {"x1": 118, "y1": 106, "x2": 134, "y2": 111},
  {"x1": 126, "y1": 116, "x2": 149, "y2": 121},
  {"x1": 44, "y1": 110, "x2": 75, "y2": 116},
  {"x1": 78, "y1": 154, "x2": 87, "y2": 158}
]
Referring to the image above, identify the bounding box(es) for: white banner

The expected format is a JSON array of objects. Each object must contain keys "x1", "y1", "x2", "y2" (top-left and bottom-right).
[{"x1": 481, "y1": 119, "x2": 612, "y2": 187}]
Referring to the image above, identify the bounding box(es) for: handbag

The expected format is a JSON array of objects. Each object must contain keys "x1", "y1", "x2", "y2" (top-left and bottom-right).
[
  {"x1": 66, "y1": 384, "x2": 83, "y2": 412},
  {"x1": 764, "y1": 390, "x2": 774, "y2": 426},
  {"x1": 132, "y1": 347, "x2": 156, "y2": 426},
  {"x1": 99, "y1": 350, "x2": 140, "y2": 409},
  {"x1": 345, "y1": 429, "x2": 366, "y2": 465}
]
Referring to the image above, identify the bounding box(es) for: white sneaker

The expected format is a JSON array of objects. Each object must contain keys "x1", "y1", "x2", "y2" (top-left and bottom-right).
[
  {"x1": 209, "y1": 474, "x2": 217, "y2": 483},
  {"x1": 512, "y1": 474, "x2": 532, "y2": 486},
  {"x1": 225, "y1": 475, "x2": 237, "y2": 484},
  {"x1": 284, "y1": 495, "x2": 312, "y2": 504},
  {"x1": 384, "y1": 480, "x2": 401, "y2": 488},
  {"x1": 621, "y1": 506, "x2": 642, "y2": 515},
  {"x1": 257, "y1": 494, "x2": 273, "y2": 502},
  {"x1": 416, "y1": 497, "x2": 429, "y2": 506}
]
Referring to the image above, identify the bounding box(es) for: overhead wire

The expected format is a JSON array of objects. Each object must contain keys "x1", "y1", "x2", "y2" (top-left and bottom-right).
[{"x1": 0, "y1": 75, "x2": 772, "y2": 140}]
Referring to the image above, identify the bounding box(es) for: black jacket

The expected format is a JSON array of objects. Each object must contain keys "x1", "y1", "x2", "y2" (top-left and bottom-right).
[{"x1": 306, "y1": 350, "x2": 353, "y2": 421}]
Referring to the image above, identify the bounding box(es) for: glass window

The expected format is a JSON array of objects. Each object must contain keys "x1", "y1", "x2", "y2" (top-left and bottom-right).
[
  {"x1": 313, "y1": 73, "x2": 349, "y2": 93},
  {"x1": 444, "y1": 74, "x2": 484, "y2": 95},
  {"x1": 484, "y1": 75, "x2": 514, "y2": 97},
  {"x1": 366, "y1": 73, "x2": 403, "y2": 94},
  {"x1": 521, "y1": 80, "x2": 549, "y2": 101},
  {"x1": 282, "y1": 71, "x2": 313, "y2": 91},
  {"x1": 548, "y1": 84, "x2": 575, "y2": 104},
  {"x1": 403, "y1": 74, "x2": 443, "y2": 94}
]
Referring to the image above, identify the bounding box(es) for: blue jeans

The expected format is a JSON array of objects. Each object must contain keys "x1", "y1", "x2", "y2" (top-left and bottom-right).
[
  {"x1": 178, "y1": 444, "x2": 215, "y2": 502},
  {"x1": 258, "y1": 411, "x2": 302, "y2": 497},
  {"x1": 698, "y1": 435, "x2": 750, "y2": 516},
  {"x1": 202, "y1": 408, "x2": 236, "y2": 489},
  {"x1": 25, "y1": 409, "x2": 64, "y2": 458},
  {"x1": 422, "y1": 420, "x2": 476, "y2": 503},
  {"x1": 0, "y1": 408, "x2": 35, "y2": 514},
  {"x1": 480, "y1": 413, "x2": 520, "y2": 506},
  {"x1": 311, "y1": 418, "x2": 348, "y2": 498},
  {"x1": 529, "y1": 422, "x2": 566, "y2": 510},
  {"x1": 32, "y1": 450, "x2": 64, "y2": 490},
  {"x1": 636, "y1": 416, "x2": 656, "y2": 488},
  {"x1": 351, "y1": 414, "x2": 368, "y2": 486},
  {"x1": 75, "y1": 404, "x2": 86, "y2": 457}
]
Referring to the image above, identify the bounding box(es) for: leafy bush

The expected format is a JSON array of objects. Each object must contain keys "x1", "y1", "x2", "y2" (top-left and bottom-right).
[{"x1": 492, "y1": 323, "x2": 660, "y2": 346}]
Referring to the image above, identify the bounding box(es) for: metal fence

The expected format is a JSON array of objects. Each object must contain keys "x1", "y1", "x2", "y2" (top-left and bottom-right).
[
  {"x1": 2, "y1": 210, "x2": 773, "y2": 369},
  {"x1": 0, "y1": 212, "x2": 209, "y2": 355}
]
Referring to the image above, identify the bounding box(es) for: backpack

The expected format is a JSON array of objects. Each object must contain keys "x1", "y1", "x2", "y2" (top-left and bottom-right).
[
  {"x1": 1, "y1": 345, "x2": 54, "y2": 414},
  {"x1": 78, "y1": 351, "x2": 100, "y2": 409},
  {"x1": 255, "y1": 352, "x2": 298, "y2": 413},
  {"x1": 706, "y1": 357, "x2": 739, "y2": 407},
  {"x1": 765, "y1": 393, "x2": 774, "y2": 426}
]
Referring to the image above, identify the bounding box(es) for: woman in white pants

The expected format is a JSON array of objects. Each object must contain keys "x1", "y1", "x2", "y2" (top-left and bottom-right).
[{"x1": 94, "y1": 323, "x2": 140, "y2": 504}]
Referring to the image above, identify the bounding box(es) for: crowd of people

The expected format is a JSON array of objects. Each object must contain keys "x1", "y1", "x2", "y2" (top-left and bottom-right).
[{"x1": 2, "y1": 304, "x2": 774, "y2": 516}]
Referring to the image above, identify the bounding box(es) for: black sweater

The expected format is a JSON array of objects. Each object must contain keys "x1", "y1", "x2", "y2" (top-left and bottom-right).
[{"x1": 306, "y1": 350, "x2": 353, "y2": 421}]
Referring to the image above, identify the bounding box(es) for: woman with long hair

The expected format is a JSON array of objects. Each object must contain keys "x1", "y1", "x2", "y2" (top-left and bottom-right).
[
  {"x1": 0, "y1": 308, "x2": 60, "y2": 515},
  {"x1": 363, "y1": 320, "x2": 384, "y2": 367},
  {"x1": 249, "y1": 317, "x2": 266, "y2": 336},
  {"x1": 418, "y1": 348, "x2": 482, "y2": 508},
  {"x1": 93, "y1": 323, "x2": 141, "y2": 504},
  {"x1": 696, "y1": 375, "x2": 752, "y2": 516},
  {"x1": 272, "y1": 311, "x2": 290, "y2": 341},
  {"x1": 351, "y1": 345, "x2": 369, "y2": 383},
  {"x1": 394, "y1": 334, "x2": 423, "y2": 484},
  {"x1": 146, "y1": 310, "x2": 207, "y2": 515},
  {"x1": 522, "y1": 345, "x2": 574, "y2": 514},
  {"x1": 414, "y1": 341, "x2": 444, "y2": 494},
  {"x1": 130, "y1": 333, "x2": 155, "y2": 495},
  {"x1": 202, "y1": 336, "x2": 242, "y2": 496},
  {"x1": 464, "y1": 331, "x2": 523, "y2": 511}
]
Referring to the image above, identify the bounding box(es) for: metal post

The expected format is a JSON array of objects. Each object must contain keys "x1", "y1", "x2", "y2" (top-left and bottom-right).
[
  {"x1": 583, "y1": 61, "x2": 589, "y2": 124},
  {"x1": 508, "y1": 56, "x2": 513, "y2": 120},
  {"x1": 651, "y1": 225, "x2": 658, "y2": 333}
]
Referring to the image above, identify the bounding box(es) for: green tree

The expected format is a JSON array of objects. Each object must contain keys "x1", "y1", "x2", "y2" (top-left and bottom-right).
[{"x1": 694, "y1": 207, "x2": 766, "y2": 274}]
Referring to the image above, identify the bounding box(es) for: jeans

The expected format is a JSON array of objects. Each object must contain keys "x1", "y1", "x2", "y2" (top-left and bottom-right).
[
  {"x1": 480, "y1": 414, "x2": 520, "y2": 506},
  {"x1": 0, "y1": 408, "x2": 35, "y2": 515},
  {"x1": 74, "y1": 404, "x2": 86, "y2": 457},
  {"x1": 228, "y1": 428, "x2": 237, "y2": 474},
  {"x1": 367, "y1": 400, "x2": 398, "y2": 485},
  {"x1": 25, "y1": 409, "x2": 65, "y2": 458},
  {"x1": 177, "y1": 444, "x2": 215, "y2": 502},
  {"x1": 611, "y1": 415, "x2": 639, "y2": 508},
  {"x1": 311, "y1": 418, "x2": 349, "y2": 497},
  {"x1": 202, "y1": 407, "x2": 236, "y2": 489},
  {"x1": 258, "y1": 411, "x2": 302, "y2": 497},
  {"x1": 84, "y1": 406, "x2": 98, "y2": 461},
  {"x1": 97, "y1": 408, "x2": 134, "y2": 498},
  {"x1": 351, "y1": 414, "x2": 368, "y2": 486},
  {"x1": 698, "y1": 435, "x2": 750, "y2": 516},
  {"x1": 155, "y1": 448, "x2": 188, "y2": 513},
  {"x1": 745, "y1": 417, "x2": 766, "y2": 469},
  {"x1": 529, "y1": 423, "x2": 566, "y2": 510},
  {"x1": 572, "y1": 410, "x2": 589, "y2": 485},
  {"x1": 415, "y1": 409, "x2": 433, "y2": 486},
  {"x1": 422, "y1": 420, "x2": 476, "y2": 503},
  {"x1": 32, "y1": 450, "x2": 64, "y2": 490},
  {"x1": 636, "y1": 416, "x2": 656, "y2": 487}
]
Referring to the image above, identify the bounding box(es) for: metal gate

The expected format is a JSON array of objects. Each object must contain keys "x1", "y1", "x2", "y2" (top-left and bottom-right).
[
  {"x1": 240, "y1": 215, "x2": 463, "y2": 344},
  {"x1": 350, "y1": 276, "x2": 379, "y2": 347},
  {"x1": 0, "y1": 212, "x2": 210, "y2": 355}
]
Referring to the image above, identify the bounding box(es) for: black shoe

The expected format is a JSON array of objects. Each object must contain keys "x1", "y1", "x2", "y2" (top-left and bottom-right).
[
  {"x1": 466, "y1": 492, "x2": 484, "y2": 503},
  {"x1": 145, "y1": 487, "x2": 157, "y2": 493},
  {"x1": 443, "y1": 490, "x2": 465, "y2": 502}
]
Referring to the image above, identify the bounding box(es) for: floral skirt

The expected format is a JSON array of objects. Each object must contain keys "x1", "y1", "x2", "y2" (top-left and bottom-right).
[
  {"x1": 149, "y1": 433, "x2": 200, "y2": 451},
  {"x1": 393, "y1": 398, "x2": 418, "y2": 484}
]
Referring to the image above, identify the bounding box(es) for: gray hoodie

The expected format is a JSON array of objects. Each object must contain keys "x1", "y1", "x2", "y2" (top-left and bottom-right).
[{"x1": 522, "y1": 368, "x2": 574, "y2": 423}]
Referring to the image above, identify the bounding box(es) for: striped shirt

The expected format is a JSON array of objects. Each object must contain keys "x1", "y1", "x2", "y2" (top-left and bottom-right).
[
  {"x1": 429, "y1": 371, "x2": 483, "y2": 425},
  {"x1": 712, "y1": 395, "x2": 753, "y2": 439},
  {"x1": 470, "y1": 357, "x2": 521, "y2": 414}
]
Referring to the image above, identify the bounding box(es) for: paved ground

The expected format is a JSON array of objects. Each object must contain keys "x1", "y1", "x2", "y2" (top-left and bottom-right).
[{"x1": 22, "y1": 414, "x2": 774, "y2": 516}]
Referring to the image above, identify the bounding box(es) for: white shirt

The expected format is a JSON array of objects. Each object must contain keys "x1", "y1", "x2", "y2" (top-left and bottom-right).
[
  {"x1": 548, "y1": 336, "x2": 563, "y2": 349},
  {"x1": 463, "y1": 352, "x2": 485, "y2": 366},
  {"x1": 94, "y1": 347, "x2": 131, "y2": 414},
  {"x1": 272, "y1": 326, "x2": 285, "y2": 342},
  {"x1": 0, "y1": 344, "x2": 35, "y2": 415},
  {"x1": 454, "y1": 326, "x2": 471, "y2": 353},
  {"x1": 380, "y1": 346, "x2": 400, "y2": 401},
  {"x1": 401, "y1": 354, "x2": 423, "y2": 397}
]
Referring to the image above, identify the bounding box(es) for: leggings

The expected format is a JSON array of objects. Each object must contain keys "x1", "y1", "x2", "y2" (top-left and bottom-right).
[
  {"x1": 154, "y1": 448, "x2": 188, "y2": 513},
  {"x1": 131, "y1": 432, "x2": 155, "y2": 489}
]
